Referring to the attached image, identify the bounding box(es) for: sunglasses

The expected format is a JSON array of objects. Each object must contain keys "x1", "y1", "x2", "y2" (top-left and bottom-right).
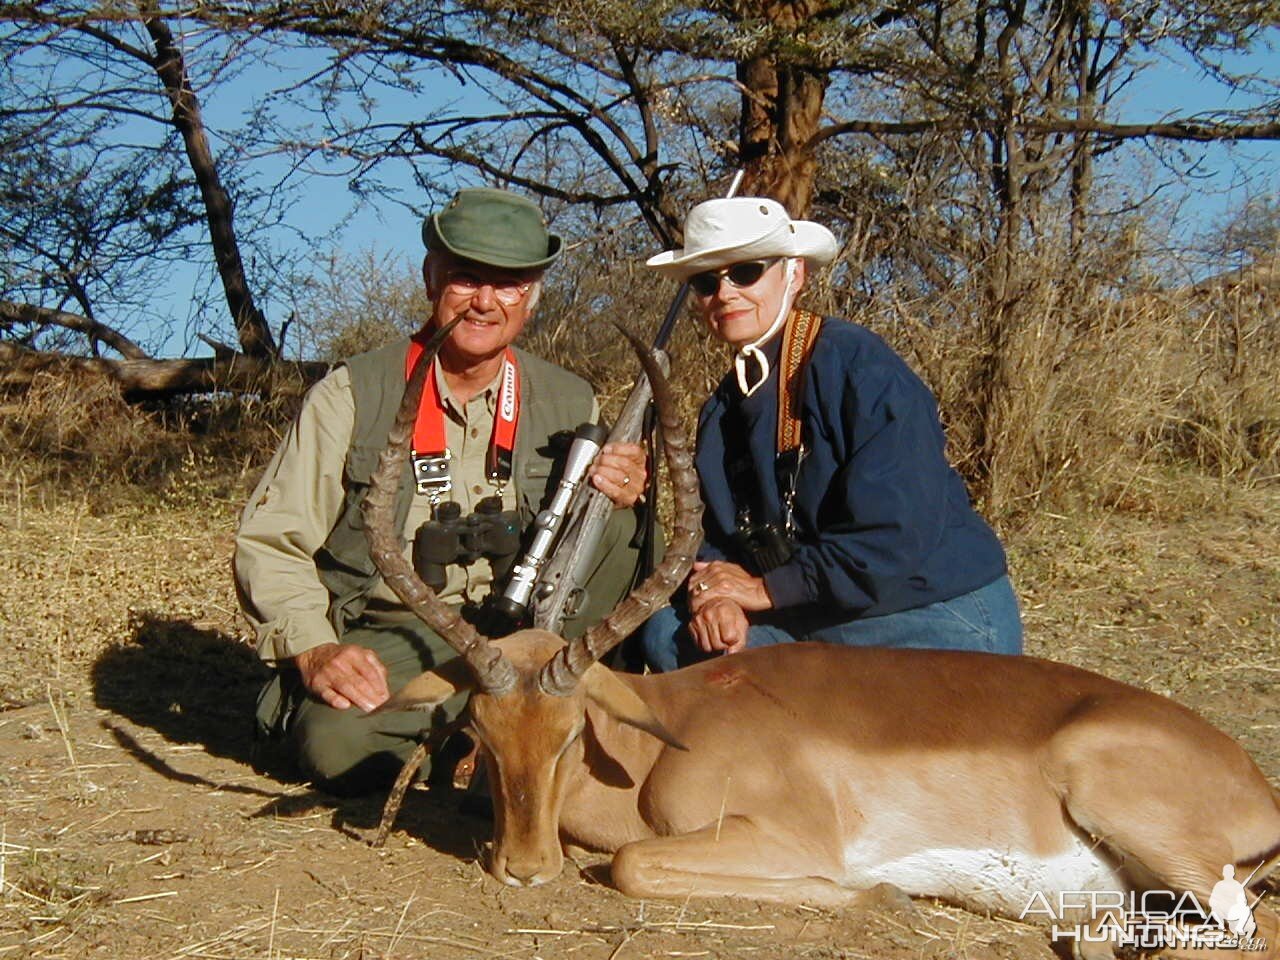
[{"x1": 688, "y1": 259, "x2": 779, "y2": 298}]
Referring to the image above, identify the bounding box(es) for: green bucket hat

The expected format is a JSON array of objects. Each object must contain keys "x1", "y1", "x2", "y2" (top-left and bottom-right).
[{"x1": 422, "y1": 187, "x2": 562, "y2": 270}]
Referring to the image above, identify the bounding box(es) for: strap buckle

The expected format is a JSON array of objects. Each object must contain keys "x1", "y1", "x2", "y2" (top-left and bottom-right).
[
  {"x1": 411, "y1": 450, "x2": 452, "y2": 501},
  {"x1": 775, "y1": 444, "x2": 807, "y2": 538}
]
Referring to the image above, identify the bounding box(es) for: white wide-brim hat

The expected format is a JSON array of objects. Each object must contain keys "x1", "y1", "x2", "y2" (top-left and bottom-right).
[{"x1": 646, "y1": 197, "x2": 838, "y2": 279}]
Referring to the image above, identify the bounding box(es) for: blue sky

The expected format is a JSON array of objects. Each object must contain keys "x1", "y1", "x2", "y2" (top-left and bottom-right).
[{"x1": 149, "y1": 31, "x2": 1278, "y2": 357}]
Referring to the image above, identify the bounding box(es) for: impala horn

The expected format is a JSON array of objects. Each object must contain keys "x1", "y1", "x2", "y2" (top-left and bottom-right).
[
  {"x1": 539, "y1": 328, "x2": 703, "y2": 695},
  {"x1": 362, "y1": 318, "x2": 518, "y2": 697}
]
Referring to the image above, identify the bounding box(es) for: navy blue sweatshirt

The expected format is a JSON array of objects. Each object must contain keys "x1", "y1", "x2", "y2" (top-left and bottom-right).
[{"x1": 696, "y1": 316, "x2": 1007, "y2": 620}]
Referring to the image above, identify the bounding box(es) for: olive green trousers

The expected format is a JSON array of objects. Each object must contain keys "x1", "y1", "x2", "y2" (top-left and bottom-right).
[{"x1": 256, "y1": 618, "x2": 468, "y2": 795}]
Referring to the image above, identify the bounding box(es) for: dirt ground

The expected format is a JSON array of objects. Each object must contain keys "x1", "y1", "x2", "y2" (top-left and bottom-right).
[{"x1": 0, "y1": 471, "x2": 1276, "y2": 960}]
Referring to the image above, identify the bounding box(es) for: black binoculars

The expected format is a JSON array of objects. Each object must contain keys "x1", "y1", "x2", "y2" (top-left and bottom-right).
[
  {"x1": 731, "y1": 514, "x2": 795, "y2": 574},
  {"x1": 412, "y1": 496, "x2": 523, "y2": 593}
]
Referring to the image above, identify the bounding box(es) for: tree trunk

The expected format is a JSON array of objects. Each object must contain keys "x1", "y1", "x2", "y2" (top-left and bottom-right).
[
  {"x1": 734, "y1": 1, "x2": 828, "y2": 216},
  {"x1": 972, "y1": 2, "x2": 1028, "y2": 515},
  {"x1": 1068, "y1": 5, "x2": 1095, "y2": 253},
  {"x1": 140, "y1": 6, "x2": 278, "y2": 360},
  {"x1": 0, "y1": 342, "x2": 327, "y2": 400}
]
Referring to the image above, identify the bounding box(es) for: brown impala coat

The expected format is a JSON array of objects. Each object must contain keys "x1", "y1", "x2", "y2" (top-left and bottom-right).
[{"x1": 390, "y1": 636, "x2": 1279, "y2": 930}]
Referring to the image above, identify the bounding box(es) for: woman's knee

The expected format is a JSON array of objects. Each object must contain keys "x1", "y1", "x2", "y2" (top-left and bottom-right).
[
  {"x1": 977, "y1": 575, "x2": 1024, "y2": 655},
  {"x1": 637, "y1": 605, "x2": 685, "y2": 673}
]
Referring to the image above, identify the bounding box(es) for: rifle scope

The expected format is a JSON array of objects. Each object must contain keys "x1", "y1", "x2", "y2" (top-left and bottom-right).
[{"x1": 492, "y1": 421, "x2": 608, "y2": 623}]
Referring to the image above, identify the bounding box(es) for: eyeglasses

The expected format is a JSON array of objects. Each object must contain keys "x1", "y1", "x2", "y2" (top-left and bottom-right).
[
  {"x1": 688, "y1": 259, "x2": 778, "y2": 298},
  {"x1": 445, "y1": 271, "x2": 534, "y2": 305}
]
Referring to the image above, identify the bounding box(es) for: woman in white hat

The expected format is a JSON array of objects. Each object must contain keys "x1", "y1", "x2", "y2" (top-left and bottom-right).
[{"x1": 639, "y1": 197, "x2": 1022, "y2": 670}]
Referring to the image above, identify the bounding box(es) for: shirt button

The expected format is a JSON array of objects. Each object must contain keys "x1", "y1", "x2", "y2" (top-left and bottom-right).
[
  {"x1": 470, "y1": 427, "x2": 480, "y2": 439},
  {"x1": 472, "y1": 484, "x2": 484, "y2": 494}
]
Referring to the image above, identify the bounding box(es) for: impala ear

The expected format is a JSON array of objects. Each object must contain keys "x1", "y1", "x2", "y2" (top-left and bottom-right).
[
  {"x1": 368, "y1": 657, "x2": 477, "y2": 715},
  {"x1": 581, "y1": 663, "x2": 688, "y2": 751}
]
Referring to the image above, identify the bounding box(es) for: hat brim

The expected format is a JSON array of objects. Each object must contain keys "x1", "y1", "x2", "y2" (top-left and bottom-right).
[
  {"x1": 647, "y1": 221, "x2": 837, "y2": 279},
  {"x1": 424, "y1": 216, "x2": 562, "y2": 271}
]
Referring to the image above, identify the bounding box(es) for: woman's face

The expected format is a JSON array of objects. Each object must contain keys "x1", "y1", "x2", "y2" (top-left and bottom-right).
[{"x1": 692, "y1": 257, "x2": 806, "y2": 348}]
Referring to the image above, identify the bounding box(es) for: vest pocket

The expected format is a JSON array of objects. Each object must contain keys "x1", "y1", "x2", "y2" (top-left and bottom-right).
[
  {"x1": 519, "y1": 457, "x2": 554, "y2": 515},
  {"x1": 345, "y1": 442, "x2": 384, "y2": 486}
]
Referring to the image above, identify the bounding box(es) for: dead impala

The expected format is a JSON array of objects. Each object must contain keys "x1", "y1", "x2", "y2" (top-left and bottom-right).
[{"x1": 363, "y1": 332, "x2": 1279, "y2": 960}]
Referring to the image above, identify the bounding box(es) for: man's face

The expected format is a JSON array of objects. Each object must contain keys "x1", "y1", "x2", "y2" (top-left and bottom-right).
[
  {"x1": 425, "y1": 254, "x2": 543, "y2": 367},
  {"x1": 692, "y1": 257, "x2": 805, "y2": 349}
]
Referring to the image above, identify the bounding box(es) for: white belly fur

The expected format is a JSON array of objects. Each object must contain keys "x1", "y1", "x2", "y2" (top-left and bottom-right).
[{"x1": 842, "y1": 835, "x2": 1127, "y2": 916}]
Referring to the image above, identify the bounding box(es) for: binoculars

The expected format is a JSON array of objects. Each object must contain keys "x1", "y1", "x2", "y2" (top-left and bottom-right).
[
  {"x1": 412, "y1": 496, "x2": 523, "y2": 593},
  {"x1": 730, "y1": 513, "x2": 795, "y2": 574}
]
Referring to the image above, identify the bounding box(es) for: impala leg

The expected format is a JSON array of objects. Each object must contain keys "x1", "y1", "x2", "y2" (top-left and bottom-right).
[
  {"x1": 372, "y1": 720, "x2": 467, "y2": 847},
  {"x1": 610, "y1": 817, "x2": 882, "y2": 910},
  {"x1": 1060, "y1": 802, "x2": 1277, "y2": 959},
  {"x1": 372, "y1": 740, "x2": 430, "y2": 848}
]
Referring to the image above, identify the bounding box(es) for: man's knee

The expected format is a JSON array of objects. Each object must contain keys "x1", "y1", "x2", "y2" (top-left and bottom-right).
[{"x1": 292, "y1": 700, "x2": 422, "y2": 795}]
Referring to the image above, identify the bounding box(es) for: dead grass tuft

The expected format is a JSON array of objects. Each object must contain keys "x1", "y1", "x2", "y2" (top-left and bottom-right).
[
  {"x1": 1, "y1": 372, "x2": 181, "y2": 485},
  {"x1": 0, "y1": 370, "x2": 288, "y2": 506},
  {"x1": 830, "y1": 251, "x2": 1280, "y2": 523},
  {"x1": 6, "y1": 847, "x2": 114, "y2": 917}
]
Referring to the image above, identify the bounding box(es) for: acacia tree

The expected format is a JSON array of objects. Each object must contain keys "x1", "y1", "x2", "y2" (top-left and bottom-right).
[
  {"x1": 191, "y1": 0, "x2": 1276, "y2": 502},
  {"x1": 3, "y1": 0, "x2": 1277, "y2": 487},
  {"x1": 0, "y1": 4, "x2": 331, "y2": 396}
]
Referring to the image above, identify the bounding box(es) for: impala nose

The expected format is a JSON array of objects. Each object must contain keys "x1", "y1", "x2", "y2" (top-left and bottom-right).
[
  {"x1": 494, "y1": 845, "x2": 562, "y2": 887},
  {"x1": 500, "y1": 856, "x2": 551, "y2": 886}
]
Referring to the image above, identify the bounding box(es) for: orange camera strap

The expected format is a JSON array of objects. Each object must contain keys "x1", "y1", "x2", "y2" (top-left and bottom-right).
[
  {"x1": 775, "y1": 308, "x2": 822, "y2": 458},
  {"x1": 405, "y1": 335, "x2": 520, "y2": 488}
]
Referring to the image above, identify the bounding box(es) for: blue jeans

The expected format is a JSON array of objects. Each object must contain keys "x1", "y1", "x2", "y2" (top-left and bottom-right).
[{"x1": 638, "y1": 575, "x2": 1023, "y2": 673}]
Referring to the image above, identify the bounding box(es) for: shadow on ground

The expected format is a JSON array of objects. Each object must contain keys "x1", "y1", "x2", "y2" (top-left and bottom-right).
[
  {"x1": 241, "y1": 780, "x2": 494, "y2": 862},
  {"x1": 90, "y1": 611, "x2": 292, "y2": 782},
  {"x1": 90, "y1": 615, "x2": 490, "y2": 858}
]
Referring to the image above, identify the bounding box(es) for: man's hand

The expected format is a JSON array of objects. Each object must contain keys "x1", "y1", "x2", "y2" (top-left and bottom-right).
[
  {"x1": 294, "y1": 644, "x2": 389, "y2": 713},
  {"x1": 589, "y1": 441, "x2": 648, "y2": 509},
  {"x1": 688, "y1": 560, "x2": 773, "y2": 614},
  {"x1": 690, "y1": 597, "x2": 750, "y2": 654}
]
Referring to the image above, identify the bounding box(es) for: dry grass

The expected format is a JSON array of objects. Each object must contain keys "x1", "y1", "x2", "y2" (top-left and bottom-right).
[
  {"x1": 0, "y1": 440, "x2": 1275, "y2": 959},
  {"x1": 846, "y1": 256, "x2": 1280, "y2": 521},
  {"x1": 1, "y1": 241, "x2": 1277, "y2": 959},
  {"x1": 0, "y1": 459, "x2": 253, "y2": 712},
  {"x1": 0, "y1": 370, "x2": 287, "y2": 500}
]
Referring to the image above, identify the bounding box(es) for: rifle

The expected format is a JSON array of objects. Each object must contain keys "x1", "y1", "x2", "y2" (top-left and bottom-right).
[{"x1": 495, "y1": 172, "x2": 744, "y2": 636}]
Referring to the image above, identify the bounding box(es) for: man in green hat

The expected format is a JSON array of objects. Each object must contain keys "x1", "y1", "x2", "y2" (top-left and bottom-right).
[{"x1": 235, "y1": 187, "x2": 648, "y2": 795}]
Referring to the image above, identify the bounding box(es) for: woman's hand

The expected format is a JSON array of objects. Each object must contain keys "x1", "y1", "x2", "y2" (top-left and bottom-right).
[
  {"x1": 687, "y1": 560, "x2": 773, "y2": 614},
  {"x1": 690, "y1": 597, "x2": 750, "y2": 654}
]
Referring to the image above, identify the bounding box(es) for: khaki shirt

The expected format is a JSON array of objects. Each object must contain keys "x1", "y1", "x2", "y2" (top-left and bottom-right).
[{"x1": 236, "y1": 361, "x2": 533, "y2": 662}]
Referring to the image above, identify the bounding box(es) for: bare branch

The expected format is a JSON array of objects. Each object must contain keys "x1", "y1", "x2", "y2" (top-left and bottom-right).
[
  {"x1": 808, "y1": 113, "x2": 1280, "y2": 149},
  {"x1": 0, "y1": 301, "x2": 149, "y2": 360}
]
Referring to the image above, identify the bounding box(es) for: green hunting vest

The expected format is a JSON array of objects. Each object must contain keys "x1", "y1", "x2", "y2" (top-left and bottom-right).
[{"x1": 313, "y1": 336, "x2": 630, "y2": 638}]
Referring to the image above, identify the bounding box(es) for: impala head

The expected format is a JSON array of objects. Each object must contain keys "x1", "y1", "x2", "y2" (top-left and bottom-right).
[{"x1": 362, "y1": 321, "x2": 701, "y2": 886}]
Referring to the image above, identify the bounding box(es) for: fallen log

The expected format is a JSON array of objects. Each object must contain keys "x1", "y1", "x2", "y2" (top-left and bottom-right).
[{"x1": 0, "y1": 342, "x2": 329, "y2": 400}]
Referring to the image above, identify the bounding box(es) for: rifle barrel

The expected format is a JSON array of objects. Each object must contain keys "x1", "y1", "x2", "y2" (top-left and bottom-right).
[
  {"x1": 651, "y1": 170, "x2": 744, "y2": 350},
  {"x1": 653, "y1": 283, "x2": 690, "y2": 352}
]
